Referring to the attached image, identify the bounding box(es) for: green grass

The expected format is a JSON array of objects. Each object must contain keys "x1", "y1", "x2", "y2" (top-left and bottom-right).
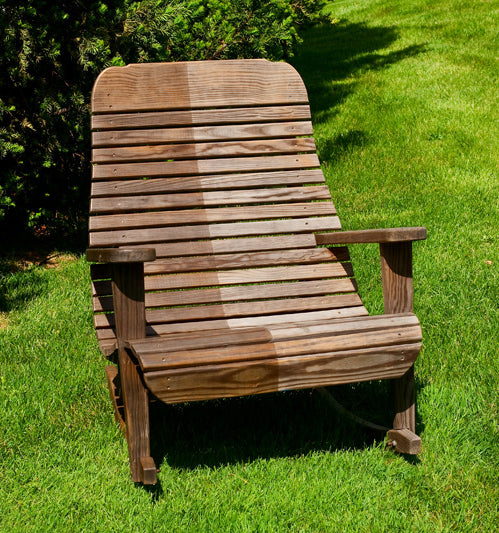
[{"x1": 1, "y1": 0, "x2": 498, "y2": 530}]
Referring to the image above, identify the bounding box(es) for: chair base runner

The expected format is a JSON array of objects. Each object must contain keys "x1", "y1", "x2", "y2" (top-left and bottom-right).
[{"x1": 387, "y1": 428, "x2": 421, "y2": 455}]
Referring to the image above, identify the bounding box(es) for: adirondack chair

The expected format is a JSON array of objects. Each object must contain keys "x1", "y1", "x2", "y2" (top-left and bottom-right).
[{"x1": 86, "y1": 60, "x2": 426, "y2": 484}]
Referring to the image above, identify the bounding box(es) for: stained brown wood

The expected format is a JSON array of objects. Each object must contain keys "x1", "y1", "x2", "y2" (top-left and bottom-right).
[
  {"x1": 92, "y1": 60, "x2": 308, "y2": 113},
  {"x1": 387, "y1": 428, "x2": 422, "y2": 455},
  {"x1": 92, "y1": 122, "x2": 313, "y2": 147},
  {"x1": 143, "y1": 344, "x2": 421, "y2": 404},
  {"x1": 90, "y1": 186, "x2": 332, "y2": 214},
  {"x1": 94, "y1": 298, "x2": 367, "y2": 332},
  {"x1": 316, "y1": 227, "x2": 427, "y2": 245},
  {"x1": 88, "y1": 60, "x2": 426, "y2": 481},
  {"x1": 91, "y1": 105, "x2": 311, "y2": 130},
  {"x1": 92, "y1": 153, "x2": 320, "y2": 180},
  {"x1": 89, "y1": 202, "x2": 337, "y2": 231},
  {"x1": 89, "y1": 217, "x2": 341, "y2": 247},
  {"x1": 91, "y1": 170, "x2": 325, "y2": 198},
  {"x1": 87, "y1": 247, "x2": 155, "y2": 263},
  {"x1": 131, "y1": 314, "x2": 421, "y2": 371}
]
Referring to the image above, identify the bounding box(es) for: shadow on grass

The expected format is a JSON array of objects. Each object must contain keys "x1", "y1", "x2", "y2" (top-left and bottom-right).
[
  {"x1": 0, "y1": 261, "x2": 50, "y2": 314},
  {"x1": 290, "y1": 21, "x2": 425, "y2": 163},
  {"x1": 291, "y1": 21, "x2": 425, "y2": 118},
  {"x1": 149, "y1": 380, "x2": 425, "y2": 472}
]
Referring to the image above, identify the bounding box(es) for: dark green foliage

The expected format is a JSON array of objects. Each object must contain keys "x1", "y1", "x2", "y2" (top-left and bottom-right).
[{"x1": 0, "y1": 0, "x2": 323, "y2": 248}]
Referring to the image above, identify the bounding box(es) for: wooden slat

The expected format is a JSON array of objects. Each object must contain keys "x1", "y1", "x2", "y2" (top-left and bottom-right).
[
  {"x1": 144, "y1": 235, "x2": 320, "y2": 258},
  {"x1": 145, "y1": 263, "x2": 352, "y2": 291},
  {"x1": 90, "y1": 202, "x2": 336, "y2": 231},
  {"x1": 89, "y1": 217, "x2": 341, "y2": 247},
  {"x1": 143, "y1": 344, "x2": 421, "y2": 403},
  {"x1": 92, "y1": 258, "x2": 352, "y2": 296},
  {"x1": 92, "y1": 60, "x2": 308, "y2": 113},
  {"x1": 128, "y1": 327, "x2": 272, "y2": 355},
  {"x1": 94, "y1": 302, "x2": 368, "y2": 335},
  {"x1": 144, "y1": 247, "x2": 348, "y2": 274},
  {"x1": 91, "y1": 248, "x2": 348, "y2": 287},
  {"x1": 92, "y1": 122, "x2": 313, "y2": 148},
  {"x1": 93, "y1": 137, "x2": 316, "y2": 164},
  {"x1": 90, "y1": 186, "x2": 331, "y2": 214},
  {"x1": 91, "y1": 170, "x2": 325, "y2": 198},
  {"x1": 134, "y1": 314, "x2": 421, "y2": 370},
  {"x1": 93, "y1": 278, "x2": 357, "y2": 312},
  {"x1": 92, "y1": 105, "x2": 311, "y2": 130},
  {"x1": 92, "y1": 154, "x2": 320, "y2": 180}
]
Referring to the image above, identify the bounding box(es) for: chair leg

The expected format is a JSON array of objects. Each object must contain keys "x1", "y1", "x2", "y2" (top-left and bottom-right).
[
  {"x1": 118, "y1": 347, "x2": 157, "y2": 484},
  {"x1": 388, "y1": 366, "x2": 421, "y2": 454}
]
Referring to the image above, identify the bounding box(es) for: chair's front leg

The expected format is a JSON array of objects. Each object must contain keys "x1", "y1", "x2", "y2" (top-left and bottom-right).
[
  {"x1": 379, "y1": 242, "x2": 421, "y2": 453},
  {"x1": 112, "y1": 262, "x2": 157, "y2": 484}
]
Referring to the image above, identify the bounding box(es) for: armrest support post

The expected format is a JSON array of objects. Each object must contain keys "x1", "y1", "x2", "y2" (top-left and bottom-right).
[
  {"x1": 379, "y1": 241, "x2": 413, "y2": 314},
  {"x1": 379, "y1": 241, "x2": 416, "y2": 434}
]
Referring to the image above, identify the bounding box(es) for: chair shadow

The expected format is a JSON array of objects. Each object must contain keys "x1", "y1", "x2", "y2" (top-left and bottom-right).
[
  {"x1": 291, "y1": 20, "x2": 425, "y2": 119},
  {"x1": 290, "y1": 21, "x2": 425, "y2": 161},
  {"x1": 149, "y1": 379, "x2": 425, "y2": 472}
]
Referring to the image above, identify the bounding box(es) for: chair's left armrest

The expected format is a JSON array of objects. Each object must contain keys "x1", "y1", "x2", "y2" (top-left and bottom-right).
[
  {"x1": 315, "y1": 227, "x2": 427, "y2": 314},
  {"x1": 86, "y1": 248, "x2": 156, "y2": 344},
  {"x1": 86, "y1": 247, "x2": 156, "y2": 263}
]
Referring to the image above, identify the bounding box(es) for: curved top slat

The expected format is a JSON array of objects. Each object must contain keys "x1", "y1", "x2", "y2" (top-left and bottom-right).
[{"x1": 92, "y1": 60, "x2": 309, "y2": 113}]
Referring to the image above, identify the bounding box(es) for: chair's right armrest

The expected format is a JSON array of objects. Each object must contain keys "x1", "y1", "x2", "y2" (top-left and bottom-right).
[{"x1": 86, "y1": 248, "x2": 156, "y2": 263}]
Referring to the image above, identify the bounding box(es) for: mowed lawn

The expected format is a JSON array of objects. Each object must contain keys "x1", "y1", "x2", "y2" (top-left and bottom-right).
[{"x1": 1, "y1": 0, "x2": 497, "y2": 530}]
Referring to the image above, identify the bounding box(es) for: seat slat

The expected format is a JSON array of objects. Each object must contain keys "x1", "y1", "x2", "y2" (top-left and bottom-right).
[
  {"x1": 91, "y1": 105, "x2": 311, "y2": 130},
  {"x1": 90, "y1": 186, "x2": 331, "y2": 214},
  {"x1": 143, "y1": 344, "x2": 421, "y2": 404},
  {"x1": 89, "y1": 217, "x2": 341, "y2": 247},
  {"x1": 134, "y1": 315, "x2": 421, "y2": 370},
  {"x1": 92, "y1": 154, "x2": 320, "y2": 180},
  {"x1": 91, "y1": 170, "x2": 325, "y2": 198},
  {"x1": 92, "y1": 122, "x2": 313, "y2": 147},
  {"x1": 92, "y1": 60, "x2": 308, "y2": 113},
  {"x1": 90, "y1": 202, "x2": 336, "y2": 230}
]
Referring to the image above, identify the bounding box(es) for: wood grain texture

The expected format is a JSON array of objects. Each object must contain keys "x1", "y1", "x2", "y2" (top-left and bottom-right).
[
  {"x1": 132, "y1": 314, "x2": 420, "y2": 371},
  {"x1": 89, "y1": 202, "x2": 337, "y2": 230},
  {"x1": 86, "y1": 247, "x2": 156, "y2": 263},
  {"x1": 92, "y1": 122, "x2": 313, "y2": 147},
  {"x1": 143, "y1": 344, "x2": 421, "y2": 404},
  {"x1": 387, "y1": 428, "x2": 422, "y2": 455},
  {"x1": 90, "y1": 170, "x2": 325, "y2": 198},
  {"x1": 89, "y1": 217, "x2": 341, "y2": 247},
  {"x1": 92, "y1": 153, "x2": 320, "y2": 180},
  {"x1": 110, "y1": 262, "x2": 155, "y2": 483},
  {"x1": 91, "y1": 105, "x2": 311, "y2": 130},
  {"x1": 92, "y1": 60, "x2": 308, "y2": 113},
  {"x1": 315, "y1": 227, "x2": 427, "y2": 245},
  {"x1": 90, "y1": 186, "x2": 331, "y2": 214}
]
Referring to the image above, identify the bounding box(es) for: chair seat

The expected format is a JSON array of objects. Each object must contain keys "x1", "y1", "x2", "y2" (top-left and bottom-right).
[{"x1": 127, "y1": 313, "x2": 422, "y2": 404}]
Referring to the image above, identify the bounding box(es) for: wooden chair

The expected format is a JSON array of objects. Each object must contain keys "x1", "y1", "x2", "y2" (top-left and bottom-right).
[{"x1": 86, "y1": 60, "x2": 426, "y2": 485}]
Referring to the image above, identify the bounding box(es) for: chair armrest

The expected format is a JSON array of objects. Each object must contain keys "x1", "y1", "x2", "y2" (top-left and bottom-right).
[
  {"x1": 316, "y1": 227, "x2": 427, "y2": 315},
  {"x1": 86, "y1": 247, "x2": 156, "y2": 263},
  {"x1": 315, "y1": 227, "x2": 427, "y2": 245}
]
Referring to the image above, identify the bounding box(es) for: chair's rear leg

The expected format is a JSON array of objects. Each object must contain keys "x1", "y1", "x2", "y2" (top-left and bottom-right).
[
  {"x1": 380, "y1": 242, "x2": 421, "y2": 454},
  {"x1": 119, "y1": 347, "x2": 157, "y2": 484}
]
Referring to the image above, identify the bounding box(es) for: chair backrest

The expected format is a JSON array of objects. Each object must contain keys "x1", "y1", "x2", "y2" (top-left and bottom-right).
[{"x1": 89, "y1": 60, "x2": 365, "y2": 356}]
